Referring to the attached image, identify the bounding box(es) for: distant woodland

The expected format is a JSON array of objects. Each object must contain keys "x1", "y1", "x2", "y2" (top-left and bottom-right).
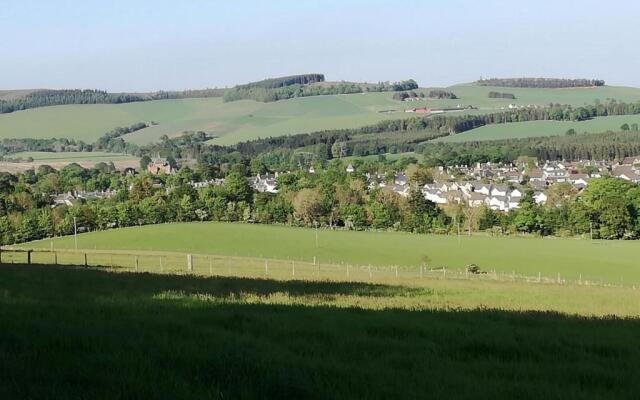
[
  {"x1": 477, "y1": 78, "x2": 605, "y2": 88},
  {"x1": 223, "y1": 74, "x2": 419, "y2": 102},
  {"x1": 488, "y1": 91, "x2": 516, "y2": 99},
  {"x1": 0, "y1": 88, "x2": 225, "y2": 114}
]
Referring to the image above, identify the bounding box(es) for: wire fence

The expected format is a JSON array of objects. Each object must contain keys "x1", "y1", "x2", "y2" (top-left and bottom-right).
[{"x1": 0, "y1": 247, "x2": 633, "y2": 289}]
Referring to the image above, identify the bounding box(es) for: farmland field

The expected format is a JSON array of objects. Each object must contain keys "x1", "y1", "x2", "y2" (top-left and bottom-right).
[
  {"x1": 3, "y1": 84, "x2": 640, "y2": 146},
  {"x1": 437, "y1": 114, "x2": 640, "y2": 143},
  {"x1": 0, "y1": 264, "x2": 639, "y2": 399},
  {"x1": 20, "y1": 222, "x2": 640, "y2": 285},
  {"x1": 0, "y1": 151, "x2": 139, "y2": 173}
]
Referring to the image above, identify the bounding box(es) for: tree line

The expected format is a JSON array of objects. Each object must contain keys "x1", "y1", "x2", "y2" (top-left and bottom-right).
[
  {"x1": 418, "y1": 130, "x2": 640, "y2": 167},
  {"x1": 428, "y1": 90, "x2": 457, "y2": 99},
  {"x1": 0, "y1": 88, "x2": 226, "y2": 114},
  {"x1": 2, "y1": 157, "x2": 640, "y2": 245},
  {"x1": 476, "y1": 78, "x2": 605, "y2": 88},
  {"x1": 488, "y1": 91, "x2": 516, "y2": 99}
]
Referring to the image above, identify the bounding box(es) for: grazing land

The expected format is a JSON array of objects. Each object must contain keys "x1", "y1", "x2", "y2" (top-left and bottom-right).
[
  {"x1": 2, "y1": 84, "x2": 640, "y2": 146},
  {"x1": 437, "y1": 114, "x2": 640, "y2": 142},
  {"x1": 20, "y1": 222, "x2": 640, "y2": 285},
  {"x1": 0, "y1": 264, "x2": 639, "y2": 399},
  {"x1": 0, "y1": 151, "x2": 138, "y2": 172}
]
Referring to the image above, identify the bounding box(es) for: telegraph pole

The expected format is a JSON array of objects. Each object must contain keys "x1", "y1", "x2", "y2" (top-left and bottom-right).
[{"x1": 73, "y1": 217, "x2": 78, "y2": 250}]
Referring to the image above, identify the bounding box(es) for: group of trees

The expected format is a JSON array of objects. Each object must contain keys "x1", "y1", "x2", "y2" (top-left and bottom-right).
[
  {"x1": 392, "y1": 91, "x2": 425, "y2": 101},
  {"x1": 428, "y1": 90, "x2": 457, "y2": 99},
  {"x1": 476, "y1": 78, "x2": 605, "y2": 88},
  {"x1": 3, "y1": 157, "x2": 640, "y2": 245},
  {"x1": 0, "y1": 88, "x2": 227, "y2": 114},
  {"x1": 419, "y1": 130, "x2": 640, "y2": 167},
  {"x1": 222, "y1": 75, "x2": 419, "y2": 103},
  {"x1": 488, "y1": 91, "x2": 516, "y2": 99}
]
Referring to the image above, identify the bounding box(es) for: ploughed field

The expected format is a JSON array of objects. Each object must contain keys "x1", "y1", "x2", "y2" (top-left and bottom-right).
[
  {"x1": 19, "y1": 222, "x2": 640, "y2": 286},
  {"x1": 2, "y1": 84, "x2": 640, "y2": 146}
]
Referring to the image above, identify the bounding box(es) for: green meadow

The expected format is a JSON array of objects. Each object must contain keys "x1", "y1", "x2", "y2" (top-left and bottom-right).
[
  {"x1": 3, "y1": 84, "x2": 640, "y2": 146},
  {"x1": 21, "y1": 222, "x2": 640, "y2": 285},
  {"x1": 437, "y1": 114, "x2": 640, "y2": 143},
  {"x1": 9, "y1": 151, "x2": 137, "y2": 162},
  {"x1": 1, "y1": 264, "x2": 639, "y2": 399}
]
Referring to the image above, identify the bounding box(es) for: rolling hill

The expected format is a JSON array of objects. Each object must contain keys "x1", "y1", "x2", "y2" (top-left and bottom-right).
[{"x1": 2, "y1": 83, "x2": 640, "y2": 147}]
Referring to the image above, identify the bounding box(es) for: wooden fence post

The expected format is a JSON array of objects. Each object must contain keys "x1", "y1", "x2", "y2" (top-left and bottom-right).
[
  {"x1": 27, "y1": 250, "x2": 32, "y2": 265},
  {"x1": 54, "y1": 252, "x2": 57, "y2": 265},
  {"x1": 346, "y1": 264, "x2": 350, "y2": 279},
  {"x1": 538, "y1": 272, "x2": 541, "y2": 283},
  {"x1": 395, "y1": 265, "x2": 398, "y2": 278},
  {"x1": 135, "y1": 256, "x2": 139, "y2": 272},
  {"x1": 292, "y1": 260, "x2": 295, "y2": 277},
  {"x1": 316, "y1": 260, "x2": 320, "y2": 278},
  {"x1": 187, "y1": 254, "x2": 193, "y2": 272},
  {"x1": 209, "y1": 257, "x2": 213, "y2": 275},
  {"x1": 264, "y1": 259, "x2": 268, "y2": 276},
  {"x1": 84, "y1": 253, "x2": 88, "y2": 267}
]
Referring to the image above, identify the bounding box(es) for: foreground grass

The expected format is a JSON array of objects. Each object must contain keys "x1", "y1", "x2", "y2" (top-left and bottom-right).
[
  {"x1": 0, "y1": 264, "x2": 639, "y2": 399},
  {"x1": 22, "y1": 222, "x2": 640, "y2": 285}
]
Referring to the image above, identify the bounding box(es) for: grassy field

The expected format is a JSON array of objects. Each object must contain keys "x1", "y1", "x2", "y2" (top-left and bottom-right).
[
  {"x1": 437, "y1": 114, "x2": 640, "y2": 142},
  {"x1": 3, "y1": 84, "x2": 640, "y2": 146},
  {"x1": 9, "y1": 151, "x2": 137, "y2": 162},
  {"x1": 1, "y1": 264, "x2": 639, "y2": 399},
  {"x1": 20, "y1": 222, "x2": 640, "y2": 285}
]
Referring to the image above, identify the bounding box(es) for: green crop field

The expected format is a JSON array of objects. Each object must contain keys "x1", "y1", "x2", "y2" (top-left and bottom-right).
[
  {"x1": 436, "y1": 114, "x2": 640, "y2": 143},
  {"x1": 20, "y1": 222, "x2": 640, "y2": 285},
  {"x1": 9, "y1": 151, "x2": 137, "y2": 162},
  {"x1": 1, "y1": 264, "x2": 639, "y2": 399},
  {"x1": 3, "y1": 84, "x2": 640, "y2": 146}
]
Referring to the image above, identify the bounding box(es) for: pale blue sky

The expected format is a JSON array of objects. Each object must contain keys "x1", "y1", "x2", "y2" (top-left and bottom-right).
[{"x1": 1, "y1": 0, "x2": 639, "y2": 91}]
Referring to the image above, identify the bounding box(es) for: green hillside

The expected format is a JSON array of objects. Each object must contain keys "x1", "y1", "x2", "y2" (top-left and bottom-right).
[
  {"x1": 2, "y1": 84, "x2": 640, "y2": 146},
  {"x1": 437, "y1": 114, "x2": 640, "y2": 143}
]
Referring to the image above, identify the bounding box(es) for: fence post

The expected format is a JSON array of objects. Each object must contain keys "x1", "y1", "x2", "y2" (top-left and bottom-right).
[
  {"x1": 292, "y1": 260, "x2": 295, "y2": 277},
  {"x1": 346, "y1": 264, "x2": 350, "y2": 279},
  {"x1": 209, "y1": 257, "x2": 213, "y2": 275},
  {"x1": 187, "y1": 254, "x2": 193, "y2": 272},
  {"x1": 557, "y1": 272, "x2": 561, "y2": 284},
  {"x1": 317, "y1": 260, "x2": 320, "y2": 278},
  {"x1": 313, "y1": 256, "x2": 316, "y2": 266},
  {"x1": 84, "y1": 253, "x2": 88, "y2": 267},
  {"x1": 395, "y1": 265, "x2": 398, "y2": 278},
  {"x1": 368, "y1": 265, "x2": 372, "y2": 280},
  {"x1": 160, "y1": 257, "x2": 164, "y2": 273},
  {"x1": 135, "y1": 256, "x2": 139, "y2": 272},
  {"x1": 443, "y1": 267, "x2": 446, "y2": 279},
  {"x1": 54, "y1": 251, "x2": 57, "y2": 265},
  {"x1": 579, "y1": 273, "x2": 582, "y2": 285},
  {"x1": 538, "y1": 272, "x2": 541, "y2": 283},
  {"x1": 265, "y1": 259, "x2": 268, "y2": 276},
  {"x1": 27, "y1": 250, "x2": 32, "y2": 265}
]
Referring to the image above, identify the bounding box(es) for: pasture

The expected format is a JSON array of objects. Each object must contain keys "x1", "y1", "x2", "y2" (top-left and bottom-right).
[
  {"x1": 437, "y1": 114, "x2": 640, "y2": 143},
  {"x1": 0, "y1": 264, "x2": 639, "y2": 399},
  {"x1": 2, "y1": 84, "x2": 640, "y2": 146},
  {"x1": 20, "y1": 222, "x2": 640, "y2": 285},
  {"x1": 0, "y1": 151, "x2": 138, "y2": 172}
]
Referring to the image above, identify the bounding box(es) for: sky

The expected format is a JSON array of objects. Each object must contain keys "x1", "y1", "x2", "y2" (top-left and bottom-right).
[{"x1": 1, "y1": 0, "x2": 639, "y2": 91}]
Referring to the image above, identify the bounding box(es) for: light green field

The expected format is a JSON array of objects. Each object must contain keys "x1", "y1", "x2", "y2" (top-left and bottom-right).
[
  {"x1": 3, "y1": 84, "x2": 640, "y2": 146},
  {"x1": 20, "y1": 222, "x2": 640, "y2": 284},
  {"x1": 436, "y1": 114, "x2": 640, "y2": 142},
  {"x1": 9, "y1": 151, "x2": 137, "y2": 162}
]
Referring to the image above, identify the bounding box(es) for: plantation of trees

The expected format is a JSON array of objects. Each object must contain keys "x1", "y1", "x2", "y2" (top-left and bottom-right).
[
  {"x1": 476, "y1": 78, "x2": 605, "y2": 88},
  {"x1": 428, "y1": 90, "x2": 458, "y2": 99},
  {"x1": 488, "y1": 91, "x2": 516, "y2": 99}
]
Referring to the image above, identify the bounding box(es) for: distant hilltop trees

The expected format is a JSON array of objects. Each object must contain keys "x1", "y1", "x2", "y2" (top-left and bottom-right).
[
  {"x1": 428, "y1": 89, "x2": 458, "y2": 99},
  {"x1": 223, "y1": 75, "x2": 419, "y2": 103},
  {"x1": 0, "y1": 88, "x2": 225, "y2": 114},
  {"x1": 488, "y1": 91, "x2": 516, "y2": 99},
  {"x1": 476, "y1": 78, "x2": 605, "y2": 89}
]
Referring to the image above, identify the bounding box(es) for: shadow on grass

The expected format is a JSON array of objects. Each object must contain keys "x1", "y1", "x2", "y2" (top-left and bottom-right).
[{"x1": 0, "y1": 264, "x2": 639, "y2": 400}]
